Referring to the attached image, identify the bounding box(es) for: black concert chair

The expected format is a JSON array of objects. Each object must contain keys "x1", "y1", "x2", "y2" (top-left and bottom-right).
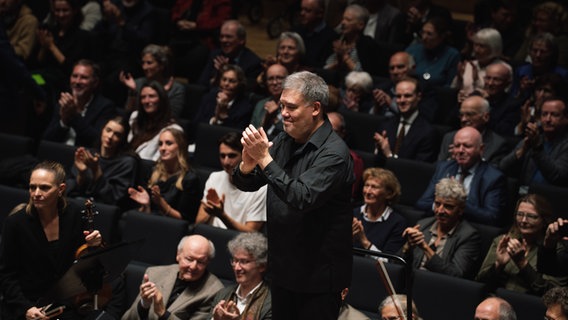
[
  {"x1": 192, "y1": 123, "x2": 240, "y2": 170},
  {"x1": 496, "y1": 288, "x2": 546, "y2": 320},
  {"x1": 384, "y1": 158, "x2": 436, "y2": 207}
]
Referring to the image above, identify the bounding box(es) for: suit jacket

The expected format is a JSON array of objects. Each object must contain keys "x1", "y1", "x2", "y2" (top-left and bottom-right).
[
  {"x1": 404, "y1": 217, "x2": 481, "y2": 279},
  {"x1": 370, "y1": 3, "x2": 406, "y2": 49},
  {"x1": 487, "y1": 92, "x2": 522, "y2": 137},
  {"x1": 376, "y1": 113, "x2": 438, "y2": 164},
  {"x1": 122, "y1": 264, "x2": 224, "y2": 320},
  {"x1": 437, "y1": 129, "x2": 510, "y2": 165},
  {"x1": 415, "y1": 160, "x2": 507, "y2": 226},
  {"x1": 198, "y1": 47, "x2": 262, "y2": 89},
  {"x1": 43, "y1": 93, "x2": 116, "y2": 147},
  {"x1": 193, "y1": 89, "x2": 253, "y2": 131}
]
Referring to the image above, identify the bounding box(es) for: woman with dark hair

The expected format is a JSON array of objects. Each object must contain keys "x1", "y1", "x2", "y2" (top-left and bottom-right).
[
  {"x1": 66, "y1": 116, "x2": 138, "y2": 207},
  {"x1": 128, "y1": 81, "x2": 183, "y2": 161},
  {"x1": 477, "y1": 194, "x2": 568, "y2": 295},
  {"x1": 406, "y1": 16, "x2": 460, "y2": 87},
  {"x1": 0, "y1": 161, "x2": 103, "y2": 319},
  {"x1": 119, "y1": 44, "x2": 187, "y2": 117},
  {"x1": 128, "y1": 128, "x2": 201, "y2": 222},
  {"x1": 193, "y1": 64, "x2": 253, "y2": 130}
]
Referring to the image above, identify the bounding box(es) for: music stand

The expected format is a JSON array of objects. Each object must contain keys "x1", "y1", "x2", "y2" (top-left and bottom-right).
[{"x1": 45, "y1": 239, "x2": 144, "y2": 309}]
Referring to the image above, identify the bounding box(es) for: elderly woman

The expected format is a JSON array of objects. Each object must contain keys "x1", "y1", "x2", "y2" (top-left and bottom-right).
[
  {"x1": 352, "y1": 168, "x2": 407, "y2": 254},
  {"x1": 129, "y1": 128, "x2": 201, "y2": 222},
  {"x1": 256, "y1": 32, "x2": 305, "y2": 91},
  {"x1": 339, "y1": 70, "x2": 374, "y2": 113},
  {"x1": 120, "y1": 44, "x2": 187, "y2": 117},
  {"x1": 402, "y1": 178, "x2": 481, "y2": 278},
  {"x1": 193, "y1": 64, "x2": 253, "y2": 130},
  {"x1": 251, "y1": 63, "x2": 288, "y2": 139},
  {"x1": 476, "y1": 194, "x2": 568, "y2": 295},
  {"x1": 405, "y1": 16, "x2": 460, "y2": 87},
  {"x1": 453, "y1": 28, "x2": 503, "y2": 99},
  {"x1": 211, "y1": 232, "x2": 271, "y2": 320},
  {"x1": 128, "y1": 81, "x2": 183, "y2": 161}
]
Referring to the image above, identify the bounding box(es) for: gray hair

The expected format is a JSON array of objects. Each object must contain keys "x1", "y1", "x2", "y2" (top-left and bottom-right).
[
  {"x1": 228, "y1": 232, "x2": 268, "y2": 265},
  {"x1": 462, "y1": 95, "x2": 491, "y2": 114},
  {"x1": 488, "y1": 61, "x2": 514, "y2": 85},
  {"x1": 283, "y1": 71, "x2": 329, "y2": 107},
  {"x1": 434, "y1": 178, "x2": 467, "y2": 204},
  {"x1": 177, "y1": 235, "x2": 216, "y2": 260},
  {"x1": 223, "y1": 20, "x2": 246, "y2": 40},
  {"x1": 543, "y1": 287, "x2": 568, "y2": 317},
  {"x1": 498, "y1": 298, "x2": 517, "y2": 320},
  {"x1": 345, "y1": 71, "x2": 373, "y2": 93},
  {"x1": 378, "y1": 294, "x2": 422, "y2": 320},
  {"x1": 474, "y1": 28, "x2": 503, "y2": 58},
  {"x1": 278, "y1": 32, "x2": 306, "y2": 57},
  {"x1": 345, "y1": 4, "x2": 369, "y2": 25}
]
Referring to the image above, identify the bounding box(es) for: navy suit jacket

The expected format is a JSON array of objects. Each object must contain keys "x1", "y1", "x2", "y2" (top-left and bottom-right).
[
  {"x1": 415, "y1": 160, "x2": 507, "y2": 226},
  {"x1": 376, "y1": 113, "x2": 438, "y2": 164},
  {"x1": 43, "y1": 94, "x2": 116, "y2": 147}
]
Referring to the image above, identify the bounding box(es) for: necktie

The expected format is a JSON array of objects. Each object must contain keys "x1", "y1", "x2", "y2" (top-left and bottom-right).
[
  {"x1": 459, "y1": 170, "x2": 470, "y2": 185},
  {"x1": 394, "y1": 120, "x2": 406, "y2": 155}
]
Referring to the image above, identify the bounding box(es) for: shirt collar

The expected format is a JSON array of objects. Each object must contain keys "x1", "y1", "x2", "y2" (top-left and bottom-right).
[
  {"x1": 360, "y1": 205, "x2": 393, "y2": 222},
  {"x1": 235, "y1": 280, "x2": 264, "y2": 301}
]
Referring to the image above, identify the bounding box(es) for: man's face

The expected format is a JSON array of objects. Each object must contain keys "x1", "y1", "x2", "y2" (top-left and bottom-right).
[
  {"x1": 219, "y1": 143, "x2": 242, "y2": 175},
  {"x1": 530, "y1": 40, "x2": 553, "y2": 69},
  {"x1": 231, "y1": 249, "x2": 265, "y2": 288},
  {"x1": 452, "y1": 128, "x2": 483, "y2": 169},
  {"x1": 219, "y1": 23, "x2": 244, "y2": 56},
  {"x1": 300, "y1": 0, "x2": 323, "y2": 28},
  {"x1": 433, "y1": 197, "x2": 463, "y2": 229},
  {"x1": 491, "y1": 7, "x2": 515, "y2": 31},
  {"x1": 483, "y1": 65, "x2": 509, "y2": 97},
  {"x1": 340, "y1": 8, "x2": 364, "y2": 36},
  {"x1": 381, "y1": 304, "x2": 405, "y2": 320},
  {"x1": 265, "y1": 65, "x2": 287, "y2": 98},
  {"x1": 280, "y1": 88, "x2": 319, "y2": 143},
  {"x1": 540, "y1": 100, "x2": 568, "y2": 135},
  {"x1": 389, "y1": 53, "x2": 412, "y2": 83},
  {"x1": 545, "y1": 303, "x2": 568, "y2": 320},
  {"x1": 459, "y1": 98, "x2": 489, "y2": 130},
  {"x1": 474, "y1": 299, "x2": 501, "y2": 320},
  {"x1": 70, "y1": 65, "x2": 98, "y2": 99},
  {"x1": 176, "y1": 238, "x2": 209, "y2": 282},
  {"x1": 395, "y1": 81, "x2": 420, "y2": 115}
]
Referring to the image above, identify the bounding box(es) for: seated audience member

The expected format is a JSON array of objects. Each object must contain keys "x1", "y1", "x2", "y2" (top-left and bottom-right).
[
  {"x1": 364, "y1": 0, "x2": 406, "y2": 49},
  {"x1": 292, "y1": 0, "x2": 337, "y2": 69},
  {"x1": 378, "y1": 294, "x2": 422, "y2": 320},
  {"x1": 405, "y1": 16, "x2": 460, "y2": 87},
  {"x1": 452, "y1": 28, "x2": 504, "y2": 99},
  {"x1": 210, "y1": 232, "x2": 271, "y2": 320},
  {"x1": 474, "y1": 0, "x2": 523, "y2": 60},
  {"x1": 402, "y1": 0, "x2": 452, "y2": 46},
  {"x1": 373, "y1": 76, "x2": 438, "y2": 164},
  {"x1": 328, "y1": 111, "x2": 364, "y2": 200},
  {"x1": 324, "y1": 4, "x2": 387, "y2": 84},
  {"x1": 352, "y1": 168, "x2": 407, "y2": 254},
  {"x1": 128, "y1": 81, "x2": 183, "y2": 161},
  {"x1": 43, "y1": 0, "x2": 102, "y2": 32},
  {"x1": 476, "y1": 61, "x2": 522, "y2": 137},
  {"x1": 511, "y1": 33, "x2": 568, "y2": 100},
  {"x1": 66, "y1": 116, "x2": 137, "y2": 206},
  {"x1": 196, "y1": 132, "x2": 267, "y2": 232},
  {"x1": 1, "y1": 0, "x2": 38, "y2": 61},
  {"x1": 119, "y1": 44, "x2": 186, "y2": 117},
  {"x1": 251, "y1": 63, "x2": 288, "y2": 139},
  {"x1": 474, "y1": 297, "x2": 517, "y2": 320},
  {"x1": 339, "y1": 71, "x2": 375, "y2": 113},
  {"x1": 122, "y1": 234, "x2": 224, "y2": 320},
  {"x1": 194, "y1": 64, "x2": 253, "y2": 131},
  {"x1": 543, "y1": 287, "x2": 568, "y2": 320},
  {"x1": 128, "y1": 128, "x2": 201, "y2": 222},
  {"x1": 477, "y1": 194, "x2": 568, "y2": 295},
  {"x1": 337, "y1": 288, "x2": 370, "y2": 320},
  {"x1": 538, "y1": 218, "x2": 568, "y2": 277},
  {"x1": 418, "y1": 127, "x2": 507, "y2": 226},
  {"x1": 438, "y1": 96, "x2": 509, "y2": 165},
  {"x1": 198, "y1": 20, "x2": 262, "y2": 89},
  {"x1": 403, "y1": 178, "x2": 481, "y2": 278},
  {"x1": 257, "y1": 32, "x2": 306, "y2": 90},
  {"x1": 499, "y1": 97, "x2": 568, "y2": 187},
  {"x1": 44, "y1": 59, "x2": 116, "y2": 147}
]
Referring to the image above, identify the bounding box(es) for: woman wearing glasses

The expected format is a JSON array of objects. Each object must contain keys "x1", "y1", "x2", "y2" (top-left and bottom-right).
[{"x1": 476, "y1": 194, "x2": 568, "y2": 295}]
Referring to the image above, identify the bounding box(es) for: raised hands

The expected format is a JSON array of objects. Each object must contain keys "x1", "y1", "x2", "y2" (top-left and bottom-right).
[
  {"x1": 202, "y1": 188, "x2": 225, "y2": 218},
  {"x1": 213, "y1": 299, "x2": 240, "y2": 320}
]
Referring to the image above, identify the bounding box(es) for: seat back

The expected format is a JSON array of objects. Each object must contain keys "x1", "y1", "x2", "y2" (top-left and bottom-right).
[
  {"x1": 529, "y1": 183, "x2": 568, "y2": 219},
  {"x1": 36, "y1": 140, "x2": 76, "y2": 172},
  {"x1": 340, "y1": 110, "x2": 384, "y2": 153},
  {"x1": 0, "y1": 185, "x2": 29, "y2": 233},
  {"x1": 384, "y1": 158, "x2": 436, "y2": 206},
  {"x1": 0, "y1": 133, "x2": 34, "y2": 161},
  {"x1": 123, "y1": 262, "x2": 150, "y2": 307},
  {"x1": 193, "y1": 124, "x2": 240, "y2": 170},
  {"x1": 496, "y1": 288, "x2": 546, "y2": 320}
]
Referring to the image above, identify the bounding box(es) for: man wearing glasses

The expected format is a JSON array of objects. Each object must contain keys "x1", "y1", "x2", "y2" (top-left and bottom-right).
[
  {"x1": 122, "y1": 235, "x2": 223, "y2": 320},
  {"x1": 404, "y1": 178, "x2": 481, "y2": 278}
]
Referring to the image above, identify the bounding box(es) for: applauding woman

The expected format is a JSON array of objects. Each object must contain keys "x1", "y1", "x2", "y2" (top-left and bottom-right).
[{"x1": 128, "y1": 128, "x2": 201, "y2": 222}]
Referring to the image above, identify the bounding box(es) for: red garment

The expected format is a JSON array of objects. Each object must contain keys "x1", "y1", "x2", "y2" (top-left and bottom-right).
[{"x1": 171, "y1": 0, "x2": 231, "y2": 31}]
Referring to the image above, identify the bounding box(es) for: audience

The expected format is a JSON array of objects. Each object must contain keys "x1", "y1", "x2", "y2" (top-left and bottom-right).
[
  {"x1": 371, "y1": 51, "x2": 416, "y2": 117},
  {"x1": 474, "y1": 297, "x2": 517, "y2": 320},
  {"x1": 0, "y1": 0, "x2": 38, "y2": 62},
  {"x1": 250, "y1": 63, "x2": 288, "y2": 139},
  {"x1": 364, "y1": 0, "x2": 406, "y2": 49},
  {"x1": 339, "y1": 71, "x2": 375, "y2": 113},
  {"x1": 378, "y1": 294, "x2": 422, "y2": 320}
]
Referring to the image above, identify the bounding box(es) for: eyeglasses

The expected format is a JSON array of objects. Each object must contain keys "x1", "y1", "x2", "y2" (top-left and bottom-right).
[
  {"x1": 515, "y1": 211, "x2": 540, "y2": 221},
  {"x1": 219, "y1": 153, "x2": 239, "y2": 159},
  {"x1": 267, "y1": 76, "x2": 285, "y2": 83},
  {"x1": 230, "y1": 259, "x2": 254, "y2": 266}
]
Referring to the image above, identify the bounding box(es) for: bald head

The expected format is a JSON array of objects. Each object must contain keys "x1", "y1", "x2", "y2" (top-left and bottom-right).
[
  {"x1": 459, "y1": 96, "x2": 490, "y2": 130},
  {"x1": 474, "y1": 297, "x2": 517, "y2": 320},
  {"x1": 453, "y1": 126, "x2": 484, "y2": 169},
  {"x1": 389, "y1": 52, "x2": 415, "y2": 83},
  {"x1": 484, "y1": 62, "x2": 512, "y2": 97}
]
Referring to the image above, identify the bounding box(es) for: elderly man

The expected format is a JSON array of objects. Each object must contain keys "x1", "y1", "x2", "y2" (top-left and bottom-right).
[
  {"x1": 500, "y1": 97, "x2": 568, "y2": 187},
  {"x1": 210, "y1": 232, "x2": 271, "y2": 319},
  {"x1": 122, "y1": 235, "x2": 224, "y2": 320},
  {"x1": 371, "y1": 52, "x2": 415, "y2": 117},
  {"x1": 379, "y1": 294, "x2": 422, "y2": 320},
  {"x1": 373, "y1": 76, "x2": 438, "y2": 163},
  {"x1": 474, "y1": 297, "x2": 517, "y2": 320},
  {"x1": 417, "y1": 126, "x2": 507, "y2": 226},
  {"x1": 438, "y1": 96, "x2": 509, "y2": 165},
  {"x1": 198, "y1": 20, "x2": 262, "y2": 88},
  {"x1": 250, "y1": 63, "x2": 288, "y2": 139},
  {"x1": 403, "y1": 178, "x2": 481, "y2": 278},
  {"x1": 543, "y1": 287, "x2": 568, "y2": 320},
  {"x1": 233, "y1": 71, "x2": 354, "y2": 320},
  {"x1": 43, "y1": 59, "x2": 116, "y2": 147}
]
